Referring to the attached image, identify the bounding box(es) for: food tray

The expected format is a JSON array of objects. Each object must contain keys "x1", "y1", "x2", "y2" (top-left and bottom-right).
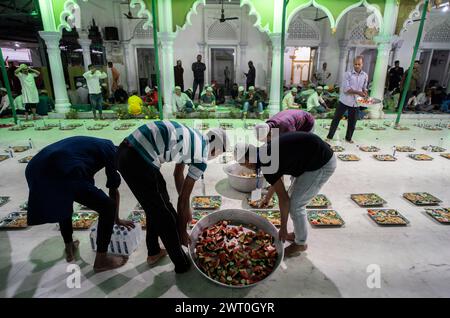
[
  {"x1": 0, "y1": 212, "x2": 28, "y2": 229},
  {"x1": 59, "y1": 125, "x2": 77, "y2": 130},
  {"x1": 46, "y1": 123, "x2": 59, "y2": 128},
  {"x1": 338, "y1": 154, "x2": 360, "y2": 161},
  {"x1": 72, "y1": 211, "x2": 98, "y2": 229},
  {"x1": 8, "y1": 126, "x2": 26, "y2": 131},
  {"x1": 423, "y1": 126, "x2": 442, "y2": 131},
  {"x1": 421, "y1": 145, "x2": 446, "y2": 152},
  {"x1": 252, "y1": 210, "x2": 281, "y2": 227},
  {"x1": 22, "y1": 123, "x2": 35, "y2": 128},
  {"x1": 196, "y1": 123, "x2": 209, "y2": 130},
  {"x1": 369, "y1": 126, "x2": 386, "y2": 131},
  {"x1": 34, "y1": 126, "x2": 53, "y2": 131},
  {"x1": 190, "y1": 210, "x2": 211, "y2": 229},
  {"x1": 5, "y1": 146, "x2": 30, "y2": 153},
  {"x1": 351, "y1": 193, "x2": 386, "y2": 207},
  {"x1": 373, "y1": 154, "x2": 397, "y2": 161},
  {"x1": 331, "y1": 146, "x2": 345, "y2": 152},
  {"x1": 247, "y1": 195, "x2": 278, "y2": 209},
  {"x1": 18, "y1": 155, "x2": 33, "y2": 163},
  {"x1": 0, "y1": 196, "x2": 10, "y2": 207},
  {"x1": 367, "y1": 209, "x2": 409, "y2": 226},
  {"x1": 425, "y1": 208, "x2": 450, "y2": 224},
  {"x1": 408, "y1": 154, "x2": 433, "y2": 161},
  {"x1": 359, "y1": 146, "x2": 380, "y2": 152},
  {"x1": 86, "y1": 125, "x2": 104, "y2": 130},
  {"x1": 219, "y1": 123, "x2": 233, "y2": 130},
  {"x1": 0, "y1": 123, "x2": 15, "y2": 128},
  {"x1": 94, "y1": 122, "x2": 110, "y2": 127},
  {"x1": 127, "y1": 210, "x2": 147, "y2": 229},
  {"x1": 395, "y1": 146, "x2": 415, "y2": 152},
  {"x1": 307, "y1": 210, "x2": 344, "y2": 226},
  {"x1": 403, "y1": 192, "x2": 441, "y2": 206},
  {"x1": 306, "y1": 194, "x2": 331, "y2": 209},
  {"x1": 192, "y1": 195, "x2": 222, "y2": 209},
  {"x1": 440, "y1": 153, "x2": 450, "y2": 160},
  {"x1": 0, "y1": 155, "x2": 9, "y2": 162},
  {"x1": 356, "y1": 97, "x2": 381, "y2": 106},
  {"x1": 393, "y1": 126, "x2": 409, "y2": 130},
  {"x1": 113, "y1": 125, "x2": 132, "y2": 130}
]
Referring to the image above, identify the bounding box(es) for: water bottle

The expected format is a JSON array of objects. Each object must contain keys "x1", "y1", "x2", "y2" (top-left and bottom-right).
[
  {"x1": 89, "y1": 228, "x2": 97, "y2": 250},
  {"x1": 8, "y1": 146, "x2": 13, "y2": 158},
  {"x1": 392, "y1": 146, "x2": 397, "y2": 157},
  {"x1": 28, "y1": 138, "x2": 33, "y2": 149}
]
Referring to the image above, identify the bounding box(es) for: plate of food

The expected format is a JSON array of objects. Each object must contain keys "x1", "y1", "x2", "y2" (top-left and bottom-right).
[
  {"x1": 306, "y1": 194, "x2": 331, "y2": 209},
  {"x1": 423, "y1": 126, "x2": 442, "y2": 131},
  {"x1": 8, "y1": 126, "x2": 26, "y2": 131},
  {"x1": 34, "y1": 126, "x2": 53, "y2": 131},
  {"x1": 338, "y1": 154, "x2": 361, "y2": 161},
  {"x1": 351, "y1": 193, "x2": 386, "y2": 207},
  {"x1": 395, "y1": 146, "x2": 415, "y2": 152},
  {"x1": 189, "y1": 209, "x2": 283, "y2": 288},
  {"x1": 59, "y1": 125, "x2": 77, "y2": 130},
  {"x1": 367, "y1": 209, "x2": 409, "y2": 226},
  {"x1": 72, "y1": 211, "x2": 98, "y2": 229},
  {"x1": 219, "y1": 123, "x2": 233, "y2": 130},
  {"x1": 190, "y1": 210, "x2": 211, "y2": 229},
  {"x1": 373, "y1": 154, "x2": 397, "y2": 161},
  {"x1": 5, "y1": 146, "x2": 30, "y2": 153},
  {"x1": 408, "y1": 154, "x2": 433, "y2": 161},
  {"x1": 359, "y1": 146, "x2": 380, "y2": 152},
  {"x1": 356, "y1": 97, "x2": 381, "y2": 106},
  {"x1": 0, "y1": 155, "x2": 9, "y2": 162},
  {"x1": 307, "y1": 210, "x2": 344, "y2": 226},
  {"x1": 127, "y1": 210, "x2": 147, "y2": 229},
  {"x1": 192, "y1": 196, "x2": 222, "y2": 210},
  {"x1": 196, "y1": 123, "x2": 210, "y2": 130},
  {"x1": 393, "y1": 126, "x2": 409, "y2": 131},
  {"x1": 0, "y1": 196, "x2": 10, "y2": 207},
  {"x1": 247, "y1": 196, "x2": 278, "y2": 209},
  {"x1": 425, "y1": 208, "x2": 450, "y2": 224},
  {"x1": 331, "y1": 146, "x2": 345, "y2": 152},
  {"x1": 0, "y1": 212, "x2": 28, "y2": 229},
  {"x1": 421, "y1": 145, "x2": 446, "y2": 152},
  {"x1": 113, "y1": 125, "x2": 132, "y2": 130},
  {"x1": 0, "y1": 123, "x2": 15, "y2": 128},
  {"x1": 18, "y1": 155, "x2": 33, "y2": 163},
  {"x1": 86, "y1": 125, "x2": 104, "y2": 130},
  {"x1": 440, "y1": 153, "x2": 450, "y2": 160},
  {"x1": 252, "y1": 210, "x2": 281, "y2": 227},
  {"x1": 369, "y1": 126, "x2": 386, "y2": 131},
  {"x1": 22, "y1": 123, "x2": 35, "y2": 128},
  {"x1": 403, "y1": 192, "x2": 441, "y2": 206}
]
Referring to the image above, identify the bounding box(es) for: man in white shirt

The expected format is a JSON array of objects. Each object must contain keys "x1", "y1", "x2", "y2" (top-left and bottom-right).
[
  {"x1": 282, "y1": 87, "x2": 300, "y2": 109},
  {"x1": 307, "y1": 86, "x2": 328, "y2": 113},
  {"x1": 76, "y1": 82, "x2": 89, "y2": 104},
  {"x1": 173, "y1": 86, "x2": 194, "y2": 113},
  {"x1": 14, "y1": 64, "x2": 40, "y2": 120},
  {"x1": 314, "y1": 63, "x2": 331, "y2": 86},
  {"x1": 83, "y1": 64, "x2": 107, "y2": 120}
]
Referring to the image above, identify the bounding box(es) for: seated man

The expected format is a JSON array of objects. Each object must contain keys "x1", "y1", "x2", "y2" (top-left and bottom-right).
[
  {"x1": 440, "y1": 93, "x2": 450, "y2": 113},
  {"x1": 37, "y1": 89, "x2": 54, "y2": 115},
  {"x1": 230, "y1": 83, "x2": 239, "y2": 99},
  {"x1": 173, "y1": 86, "x2": 194, "y2": 113},
  {"x1": 198, "y1": 87, "x2": 216, "y2": 111},
  {"x1": 282, "y1": 87, "x2": 300, "y2": 110},
  {"x1": 243, "y1": 86, "x2": 263, "y2": 119},
  {"x1": 306, "y1": 87, "x2": 328, "y2": 114},
  {"x1": 233, "y1": 86, "x2": 246, "y2": 109},
  {"x1": 114, "y1": 85, "x2": 129, "y2": 104},
  {"x1": 143, "y1": 86, "x2": 158, "y2": 107},
  {"x1": 415, "y1": 89, "x2": 433, "y2": 113}
]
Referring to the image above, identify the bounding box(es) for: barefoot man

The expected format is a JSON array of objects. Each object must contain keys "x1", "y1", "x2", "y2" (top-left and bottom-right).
[
  {"x1": 25, "y1": 136, "x2": 134, "y2": 272},
  {"x1": 234, "y1": 132, "x2": 336, "y2": 256}
]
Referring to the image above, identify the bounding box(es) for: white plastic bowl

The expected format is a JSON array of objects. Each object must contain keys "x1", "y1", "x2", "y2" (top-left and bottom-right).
[
  {"x1": 223, "y1": 162, "x2": 265, "y2": 193},
  {"x1": 189, "y1": 209, "x2": 284, "y2": 288}
]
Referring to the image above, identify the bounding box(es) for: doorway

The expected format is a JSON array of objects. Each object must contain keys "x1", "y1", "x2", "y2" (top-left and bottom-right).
[
  {"x1": 210, "y1": 48, "x2": 235, "y2": 94},
  {"x1": 136, "y1": 48, "x2": 156, "y2": 96},
  {"x1": 284, "y1": 47, "x2": 316, "y2": 86},
  {"x1": 427, "y1": 50, "x2": 450, "y2": 87}
]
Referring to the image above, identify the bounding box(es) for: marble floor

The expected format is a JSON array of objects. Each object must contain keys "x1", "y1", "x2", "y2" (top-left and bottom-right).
[{"x1": 0, "y1": 117, "x2": 449, "y2": 298}]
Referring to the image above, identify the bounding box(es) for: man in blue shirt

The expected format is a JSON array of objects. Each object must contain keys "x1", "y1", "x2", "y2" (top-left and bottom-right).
[
  {"x1": 25, "y1": 136, "x2": 133, "y2": 272},
  {"x1": 326, "y1": 56, "x2": 368, "y2": 143}
]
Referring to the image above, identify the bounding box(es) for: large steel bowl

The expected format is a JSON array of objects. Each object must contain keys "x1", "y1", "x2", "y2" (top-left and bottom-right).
[
  {"x1": 189, "y1": 209, "x2": 284, "y2": 288},
  {"x1": 223, "y1": 162, "x2": 265, "y2": 193}
]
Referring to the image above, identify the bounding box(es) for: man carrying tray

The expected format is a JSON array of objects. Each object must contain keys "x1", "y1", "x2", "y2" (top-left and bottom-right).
[
  {"x1": 25, "y1": 136, "x2": 134, "y2": 271},
  {"x1": 234, "y1": 132, "x2": 336, "y2": 256},
  {"x1": 117, "y1": 121, "x2": 228, "y2": 273}
]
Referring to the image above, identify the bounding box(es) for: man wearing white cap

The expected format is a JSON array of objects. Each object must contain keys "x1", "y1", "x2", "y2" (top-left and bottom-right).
[
  {"x1": 307, "y1": 86, "x2": 328, "y2": 114},
  {"x1": 254, "y1": 109, "x2": 315, "y2": 142},
  {"x1": 173, "y1": 86, "x2": 194, "y2": 113},
  {"x1": 199, "y1": 86, "x2": 216, "y2": 111},
  {"x1": 233, "y1": 86, "x2": 246, "y2": 108},
  {"x1": 83, "y1": 64, "x2": 108, "y2": 120},
  {"x1": 243, "y1": 86, "x2": 263, "y2": 119},
  {"x1": 14, "y1": 64, "x2": 40, "y2": 120},
  {"x1": 282, "y1": 87, "x2": 300, "y2": 110}
]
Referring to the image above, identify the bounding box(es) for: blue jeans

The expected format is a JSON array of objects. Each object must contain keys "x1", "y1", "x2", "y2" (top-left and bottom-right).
[
  {"x1": 184, "y1": 101, "x2": 194, "y2": 113},
  {"x1": 441, "y1": 100, "x2": 450, "y2": 113},
  {"x1": 289, "y1": 155, "x2": 337, "y2": 244},
  {"x1": 243, "y1": 101, "x2": 263, "y2": 113},
  {"x1": 89, "y1": 93, "x2": 103, "y2": 115}
]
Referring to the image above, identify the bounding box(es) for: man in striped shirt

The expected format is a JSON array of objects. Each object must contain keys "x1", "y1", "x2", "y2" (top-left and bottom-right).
[{"x1": 117, "y1": 121, "x2": 228, "y2": 273}]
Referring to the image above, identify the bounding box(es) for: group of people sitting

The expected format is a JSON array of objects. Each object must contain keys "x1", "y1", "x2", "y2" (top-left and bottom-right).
[
  {"x1": 281, "y1": 84, "x2": 341, "y2": 115},
  {"x1": 404, "y1": 86, "x2": 450, "y2": 114}
]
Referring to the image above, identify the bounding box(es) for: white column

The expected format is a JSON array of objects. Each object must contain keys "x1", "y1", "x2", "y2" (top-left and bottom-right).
[
  {"x1": 159, "y1": 32, "x2": 176, "y2": 118},
  {"x1": 337, "y1": 40, "x2": 349, "y2": 87},
  {"x1": 123, "y1": 41, "x2": 137, "y2": 93},
  {"x1": 39, "y1": 31, "x2": 71, "y2": 113},
  {"x1": 268, "y1": 33, "x2": 282, "y2": 115},
  {"x1": 77, "y1": 31, "x2": 91, "y2": 71},
  {"x1": 422, "y1": 49, "x2": 434, "y2": 90},
  {"x1": 239, "y1": 42, "x2": 248, "y2": 86}
]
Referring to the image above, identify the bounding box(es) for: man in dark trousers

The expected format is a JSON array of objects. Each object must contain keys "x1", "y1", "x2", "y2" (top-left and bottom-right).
[
  {"x1": 192, "y1": 54, "x2": 206, "y2": 101},
  {"x1": 388, "y1": 60, "x2": 404, "y2": 92},
  {"x1": 174, "y1": 60, "x2": 184, "y2": 91},
  {"x1": 25, "y1": 136, "x2": 134, "y2": 272},
  {"x1": 244, "y1": 60, "x2": 256, "y2": 91},
  {"x1": 326, "y1": 56, "x2": 368, "y2": 144},
  {"x1": 117, "y1": 121, "x2": 228, "y2": 273}
]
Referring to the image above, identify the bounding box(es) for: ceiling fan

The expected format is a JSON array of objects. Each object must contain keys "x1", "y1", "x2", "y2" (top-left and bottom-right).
[
  {"x1": 123, "y1": 0, "x2": 147, "y2": 19},
  {"x1": 212, "y1": 0, "x2": 239, "y2": 23}
]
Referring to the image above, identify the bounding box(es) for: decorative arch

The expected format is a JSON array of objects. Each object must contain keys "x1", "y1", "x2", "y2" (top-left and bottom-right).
[
  {"x1": 130, "y1": 0, "x2": 152, "y2": 30},
  {"x1": 334, "y1": 0, "x2": 383, "y2": 33},
  {"x1": 208, "y1": 21, "x2": 238, "y2": 41},
  {"x1": 134, "y1": 20, "x2": 153, "y2": 38},
  {"x1": 287, "y1": 16, "x2": 320, "y2": 42},
  {"x1": 58, "y1": 0, "x2": 88, "y2": 32},
  {"x1": 286, "y1": 0, "x2": 334, "y2": 31},
  {"x1": 240, "y1": 0, "x2": 271, "y2": 35},
  {"x1": 174, "y1": 0, "x2": 206, "y2": 34},
  {"x1": 424, "y1": 19, "x2": 450, "y2": 43},
  {"x1": 398, "y1": 1, "x2": 423, "y2": 36}
]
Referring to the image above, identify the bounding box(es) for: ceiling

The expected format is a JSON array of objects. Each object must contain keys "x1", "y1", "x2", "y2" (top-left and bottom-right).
[{"x1": 0, "y1": 0, "x2": 42, "y2": 43}]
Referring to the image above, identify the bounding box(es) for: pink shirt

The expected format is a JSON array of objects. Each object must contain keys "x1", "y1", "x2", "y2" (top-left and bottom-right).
[{"x1": 266, "y1": 109, "x2": 315, "y2": 134}]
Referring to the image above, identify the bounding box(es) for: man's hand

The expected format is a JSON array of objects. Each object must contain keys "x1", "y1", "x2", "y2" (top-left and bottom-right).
[
  {"x1": 115, "y1": 218, "x2": 135, "y2": 230},
  {"x1": 279, "y1": 226, "x2": 288, "y2": 242}
]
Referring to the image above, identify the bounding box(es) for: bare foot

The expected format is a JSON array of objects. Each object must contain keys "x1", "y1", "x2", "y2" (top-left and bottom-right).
[
  {"x1": 286, "y1": 232, "x2": 295, "y2": 242},
  {"x1": 93, "y1": 253, "x2": 128, "y2": 273},
  {"x1": 284, "y1": 243, "x2": 308, "y2": 257},
  {"x1": 65, "y1": 240, "x2": 80, "y2": 262},
  {"x1": 346, "y1": 139, "x2": 354, "y2": 144},
  {"x1": 147, "y1": 249, "x2": 168, "y2": 266}
]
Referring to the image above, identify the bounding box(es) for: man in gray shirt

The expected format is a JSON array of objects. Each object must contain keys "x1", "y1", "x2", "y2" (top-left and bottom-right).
[{"x1": 326, "y1": 56, "x2": 368, "y2": 143}]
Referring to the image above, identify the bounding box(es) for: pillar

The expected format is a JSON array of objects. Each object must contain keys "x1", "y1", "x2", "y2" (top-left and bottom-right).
[
  {"x1": 159, "y1": 32, "x2": 176, "y2": 117},
  {"x1": 39, "y1": 31, "x2": 71, "y2": 113},
  {"x1": 239, "y1": 42, "x2": 248, "y2": 86},
  {"x1": 268, "y1": 33, "x2": 282, "y2": 115},
  {"x1": 337, "y1": 40, "x2": 349, "y2": 86},
  {"x1": 122, "y1": 41, "x2": 136, "y2": 93},
  {"x1": 77, "y1": 31, "x2": 92, "y2": 72},
  {"x1": 422, "y1": 48, "x2": 433, "y2": 90}
]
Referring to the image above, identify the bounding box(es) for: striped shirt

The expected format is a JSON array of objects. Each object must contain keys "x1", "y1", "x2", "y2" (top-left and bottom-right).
[{"x1": 126, "y1": 121, "x2": 208, "y2": 180}]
